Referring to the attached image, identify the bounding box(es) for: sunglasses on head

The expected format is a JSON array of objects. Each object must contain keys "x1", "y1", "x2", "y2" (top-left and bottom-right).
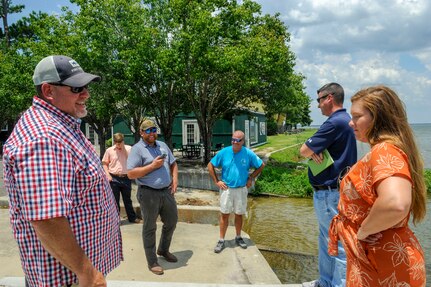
[
  {"x1": 337, "y1": 166, "x2": 351, "y2": 189},
  {"x1": 50, "y1": 83, "x2": 88, "y2": 94},
  {"x1": 144, "y1": 127, "x2": 158, "y2": 134},
  {"x1": 231, "y1": 138, "x2": 242, "y2": 143}
]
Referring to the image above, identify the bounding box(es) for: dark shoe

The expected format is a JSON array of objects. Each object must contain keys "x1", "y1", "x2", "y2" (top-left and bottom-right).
[
  {"x1": 235, "y1": 236, "x2": 247, "y2": 249},
  {"x1": 130, "y1": 218, "x2": 142, "y2": 224},
  {"x1": 148, "y1": 262, "x2": 164, "y2": 275},
  {"x1": 157, "y1": 250, "x2": 178, "y2": 262},
  {"x1": 214, "y1": 240, "x2": 225, "y2": 253}
]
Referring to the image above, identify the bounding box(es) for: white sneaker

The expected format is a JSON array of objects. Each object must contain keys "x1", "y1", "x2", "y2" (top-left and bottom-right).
[{"x1": 302, "y1": 280, "x2": 319, "y2": 287}]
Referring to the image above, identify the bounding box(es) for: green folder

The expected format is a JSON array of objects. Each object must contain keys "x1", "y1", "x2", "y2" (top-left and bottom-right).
[{"x1": 308, "y1": 149, "x2": 334, "y2": 176}]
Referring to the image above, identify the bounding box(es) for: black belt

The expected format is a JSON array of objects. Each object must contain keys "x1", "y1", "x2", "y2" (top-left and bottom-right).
[
  {"x1": 110, "y1": 173, "x2": 128, "y2": 178},
  {"x1": 312, "y1": 185, "x2": 337, "y2": 191},
  {"x1": 140, "y1": 185, "x2": 169, "y2": 191}
]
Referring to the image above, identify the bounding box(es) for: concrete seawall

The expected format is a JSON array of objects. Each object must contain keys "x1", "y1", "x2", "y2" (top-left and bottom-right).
[
  {"x1": 0, "y1": 207, "x2": 303, "y2": 287},
  {"x1": 178, "y1": 167, "x2": 218, "y2": 191},
  {"x1": 0, "y1": 158, "x2": 303, "y2": 286}
]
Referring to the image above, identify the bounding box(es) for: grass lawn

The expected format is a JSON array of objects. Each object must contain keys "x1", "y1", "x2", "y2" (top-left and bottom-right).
[
  {"x1": 254, "y1": 129, "x2": 316, "y2": 164},
  {"x1": 254, "y1": 130, "x2": 431, "y2": 196},
  {"x1": 254, "y1": 129, "x2": 316, "y2": 153},
  {"x1": 253, "y1": 129, "x2": 317, "y2": 197}
]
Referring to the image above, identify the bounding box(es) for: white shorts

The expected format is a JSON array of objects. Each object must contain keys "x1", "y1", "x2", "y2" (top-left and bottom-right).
[{"x1": 219, "y1": 186, "x2": 248, "y2": 215}]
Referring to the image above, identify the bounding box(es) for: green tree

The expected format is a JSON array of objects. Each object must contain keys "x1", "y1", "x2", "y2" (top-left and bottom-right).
[
  {"x1": 2, "y1": 0, "x2": 311, "y2": 162},
  {"x1": 70, "y1": 0, "x2": 132, "y2": 157},
  {"x1": 123, "y1": 0, "x2": 189, "y2": 147},
  {"x1": 174, "y1": 0, "x2": 300, "y2": 164},
  {"x1": 1, "y1": 11, "x2": 73, "y2": 129},
  {"x1": 0, "y1": 0, "x2": 24, "y2": 47},
  {"x1": 72, "y1": 0, "x2": 188, "y2": 153},
  {"x1": 284, "y1": 73, "x2": 312, "y2": 128}
]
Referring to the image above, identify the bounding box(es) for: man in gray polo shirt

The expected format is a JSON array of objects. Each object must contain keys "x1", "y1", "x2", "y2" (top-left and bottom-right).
[{"x1": 127, "y1": 119, "x2": 178, "y2": 275}]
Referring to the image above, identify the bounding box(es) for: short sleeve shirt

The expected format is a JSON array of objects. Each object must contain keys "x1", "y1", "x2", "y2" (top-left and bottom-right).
[
  {"x1": 127, "y1": 139, "x2": 176, "y2": 188},
  {"x1": 210, "y1": 146, "x2": 263, "y2": 188},
  {"x1": 328, "y1": 142, "x2": 425, "y2": 286},
  {"x1": 305, "y1": 109, "x2": 357, "y2": 186},
  {"x1": 2, "y1": 97, "x2": 123, "y2": 287},
  {"x1": 102, "y1": 145, "x2": 131, "y2": 174}
]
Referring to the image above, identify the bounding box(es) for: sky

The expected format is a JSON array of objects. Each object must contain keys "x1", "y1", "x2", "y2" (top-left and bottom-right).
[{"x1": 7, "y1": 0, "x2": 431, "y2": 125}]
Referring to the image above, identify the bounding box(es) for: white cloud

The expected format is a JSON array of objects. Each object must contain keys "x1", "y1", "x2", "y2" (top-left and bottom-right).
[
  {"x1": 255, "y1": 0, "x2": 431, "y2": 124},
  {"x1": 9, "y1": 0, "x2": 430, "y2": 123}
]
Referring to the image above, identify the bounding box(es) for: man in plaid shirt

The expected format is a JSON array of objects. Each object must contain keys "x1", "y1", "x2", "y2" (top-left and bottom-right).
[{"x1": 2, "y1": 55, "x2": 123, "y2": 287}]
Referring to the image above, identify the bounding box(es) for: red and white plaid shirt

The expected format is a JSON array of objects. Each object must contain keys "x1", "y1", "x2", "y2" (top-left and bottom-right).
[{"x1": 2, "y1": 96, "x2": 123, "y2": 287}]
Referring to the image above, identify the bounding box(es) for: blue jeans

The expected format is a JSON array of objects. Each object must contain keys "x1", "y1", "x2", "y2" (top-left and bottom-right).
[{"x1": 313, "y1": 188, "x2": 346, "y2": 287}]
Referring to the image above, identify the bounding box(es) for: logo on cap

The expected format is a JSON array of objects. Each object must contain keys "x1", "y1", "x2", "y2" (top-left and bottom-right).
[{"x1": 69, "y1": 60, "x2": 80, "y2": 68}]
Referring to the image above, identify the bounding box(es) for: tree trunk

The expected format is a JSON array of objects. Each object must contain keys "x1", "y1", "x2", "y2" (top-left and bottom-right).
[
  {"x1": 1, "y1": 0, "x2": 10, "y2": 47},
  {"x1": 98, "y1": 130, "x2": 107, "y2": 160}
]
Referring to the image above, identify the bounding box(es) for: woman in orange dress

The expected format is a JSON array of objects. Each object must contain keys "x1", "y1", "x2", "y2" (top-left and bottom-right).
[{"x1": 329, "y1": 85, "x2": 427, "y2": 287}]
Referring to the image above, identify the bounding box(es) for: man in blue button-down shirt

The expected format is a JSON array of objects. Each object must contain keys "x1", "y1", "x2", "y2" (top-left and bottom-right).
[{"x1": 300, "y1": 82, "x2": 357, "y2": 287}]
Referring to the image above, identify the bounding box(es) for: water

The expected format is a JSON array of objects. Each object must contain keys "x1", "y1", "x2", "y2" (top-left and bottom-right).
[
  {"x1": 244, "y1": 123, "x2": 431, "y2": 284},
  {"x1": 412, "y1": 123, "x2": 431, "y2": 169},
  {"x1": 244, "y1": 197, "x2": 319, "y2": 283},
  {"x1": 245, "y1": 196, "x2": 431, "y2": 284}
]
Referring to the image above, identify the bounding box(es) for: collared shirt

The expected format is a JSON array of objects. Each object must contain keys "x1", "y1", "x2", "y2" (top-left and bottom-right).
[
  {"x1": 210, "y1": 146, "x2": 263, "y2": 188},
  {"x1": 305, "y1": 108, "x2": 357, "y2": 187},
  {"x1": 102, "y1": 144, "x2": 131, "y2": 174},
  {"x1": 2, "y1": 96, "x2": 123, "y2": 287},
  {"x1": 127, "y1": 139, "x2": 176, "y2": 188}
]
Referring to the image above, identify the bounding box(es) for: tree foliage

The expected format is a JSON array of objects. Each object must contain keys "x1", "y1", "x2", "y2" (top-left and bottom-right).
[
  {"x1": 169, "y1": 0, "x2": 306, "y2": 163},
  {"x1": 0, "y1": 9, "x2": 74, "y2": 131},
  {"x1": 1, "y1": 0, "x2": 311, "y2": 164},
  {"x1": 0, "y1": 0, "x2": 24, "y2": 46}
]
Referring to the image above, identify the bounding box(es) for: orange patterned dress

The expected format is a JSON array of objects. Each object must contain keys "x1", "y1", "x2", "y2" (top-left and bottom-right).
[{"x1": 329, "y1": 142, "x2": 426, "y2": 287}]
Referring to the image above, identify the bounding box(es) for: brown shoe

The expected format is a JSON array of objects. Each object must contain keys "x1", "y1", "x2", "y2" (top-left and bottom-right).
[
  {"x1": 157, "y1": 250, "x2": 178, "y2": 262},
  {"x1": 131, "y1": 218, "x2": 142, "y2": 224},
  {"x1": 148, "y1": 262, "x2": 164, "y2": 275}
]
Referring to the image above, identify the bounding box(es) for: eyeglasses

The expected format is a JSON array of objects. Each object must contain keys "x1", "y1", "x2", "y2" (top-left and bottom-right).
[
  {"x1": 231, "y1": 138, "x2": 243, "y2": 143},
  {"x1": 50, "y1": 83, "x2": 88, "y2": 94},
  {"x1": 337, "y1": 166, "x2": 351, "y2": 189},
  {"x1": 316, "y1": 93, "x2": 331, "y2": 103},
  {"x1": 144, "y1": 127, "x2": 158, "y2": 134}
]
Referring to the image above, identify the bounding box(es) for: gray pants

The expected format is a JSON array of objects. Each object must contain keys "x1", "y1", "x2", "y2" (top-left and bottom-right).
[{"x1": 137, "y1": 186, "x2": 178, "y2": 266}]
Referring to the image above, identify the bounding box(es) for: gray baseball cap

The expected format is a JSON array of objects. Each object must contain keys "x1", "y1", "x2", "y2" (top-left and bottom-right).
[{"x1": 33, "y1": 55, "x2": 101, "y2": 87}]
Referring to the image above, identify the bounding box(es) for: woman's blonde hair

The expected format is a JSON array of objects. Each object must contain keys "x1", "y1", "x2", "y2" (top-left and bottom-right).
[{"x1": 351, "y1": 85, "x2": 426, "y2": 224}]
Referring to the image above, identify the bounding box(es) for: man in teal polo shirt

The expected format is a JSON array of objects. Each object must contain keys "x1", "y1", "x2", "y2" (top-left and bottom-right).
[{"x1": 207, "y1": 130, "x2": 265, "y2": 253}]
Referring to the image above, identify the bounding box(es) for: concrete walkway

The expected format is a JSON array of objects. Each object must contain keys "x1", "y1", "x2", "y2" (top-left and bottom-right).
[
  {"x1": 0, "y1": 208, "x2": 302, "y2": 287},
  {"x1": 0, "y1": 156, "x2": 302, "y2": 286}
]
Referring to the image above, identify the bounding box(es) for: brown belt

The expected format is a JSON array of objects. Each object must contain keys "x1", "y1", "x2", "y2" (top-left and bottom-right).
[{"x1": 110, "y1": 173, "x2": 128, "y2": 178}]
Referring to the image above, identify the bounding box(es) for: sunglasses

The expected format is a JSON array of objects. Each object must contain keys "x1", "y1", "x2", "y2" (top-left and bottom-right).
[
  {"x1": 231, "y1": 138, "x2": 243, "y2": 143},
  {"x1": 337, "y1": 166, "x2": 351, "y2": 189},
  {"x1": 144, "y1": 127, "x2": 158, "y2": 134},
  {"x1": 316, "y1": 93, "x2": 331, "y2": 103},
  {"x1": 50, "y1": 83, "x2": 88, "y2": 94}
]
